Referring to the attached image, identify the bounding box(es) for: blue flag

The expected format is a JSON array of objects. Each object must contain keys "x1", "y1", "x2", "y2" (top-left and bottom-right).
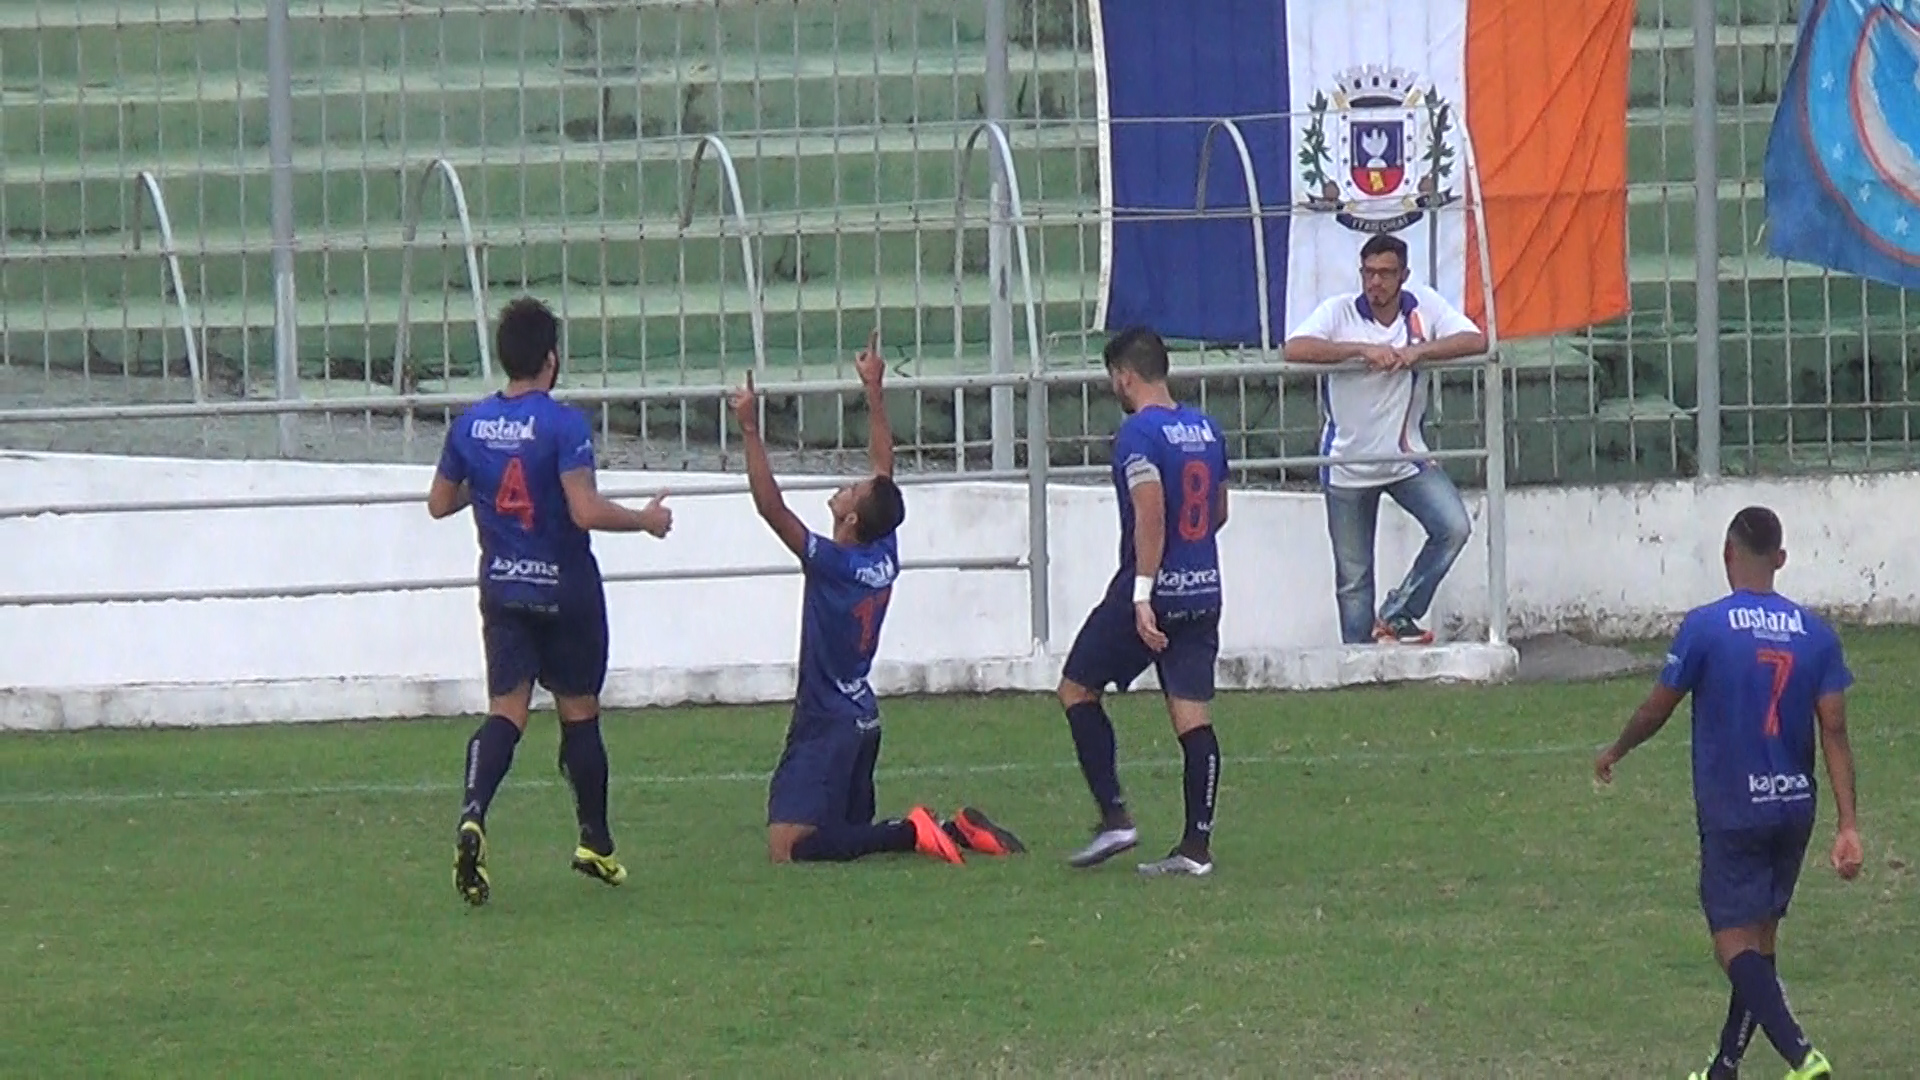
[
  {"x1": 1092, "y1": 0, "x2": 1293, "y2": 346},
  {"x1": 1763, "y1": 0, "x2": 1920, "y2": 289}
]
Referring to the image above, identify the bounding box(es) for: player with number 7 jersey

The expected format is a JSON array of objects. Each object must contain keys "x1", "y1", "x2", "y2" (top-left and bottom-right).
[{"x1": 731, "y1": 330, "x2": 1026, "y2": 868}]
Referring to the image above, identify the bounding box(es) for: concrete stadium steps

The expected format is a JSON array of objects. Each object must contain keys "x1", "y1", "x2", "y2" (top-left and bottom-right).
[
  {"x1": 0, "y1": 0, "x2": 997, "y2": 82},
  {"x1": 5, "y1": 205, "x2": 1104, "y2": 309},
  {"x1": 1626, "y1": 105, "x2": 1773, "y2": 187},
  {"x1": 1585, "y1": 319, "x2": 1918, "y2": 445},
  {"x1": 1625, "y1": 23, "x2": 1793, "y2": 109},
  {"x1": 1623, "y1": 253, "x2": 1910, "y2": 332},
  {"x1": 3, "y1": 49, "x2": 1094, "y2": 159},
  {"x1": 0, "y1": 271, "x2": 1099, "y2": 377},
  {"x1": 5, "y1": 23, "x2": 1791, "y2": 161},
  {"x1": 1, "y1": 126, "x2": 1100, "y2": 238},
  {"x1": 0, "y1": 180, "x2": 1795, "y2": 322}
]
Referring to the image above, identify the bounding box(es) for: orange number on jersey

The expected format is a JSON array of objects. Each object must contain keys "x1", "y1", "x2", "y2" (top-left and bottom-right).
[
  {"x1": 1756, "y1": 647, "x2": 1794, "y2": 738},
  {"x1": 1176, "y1": 459, "x2": 1212, "y2": 542},
  {"x1": 854, "y1": 587, "x2": 892, "y2": 657},
  {"x1": 494, "y1": 457, "x2": 535, "y2": 530}
]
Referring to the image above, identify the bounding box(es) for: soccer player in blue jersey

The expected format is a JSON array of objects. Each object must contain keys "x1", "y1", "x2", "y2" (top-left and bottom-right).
[
  {"x1": 1595, "y1": 506, "x2": 1863, "y2": 1080},
  {"x1": 732, "y1": 330, "x2": 1024, "y2": 866},
  {"x1": 429, "y1": 296, "x2": 675, "y2": 906},
  {"x1": 1058, "y1": 327, "x2": 1230, "y2": 877}
]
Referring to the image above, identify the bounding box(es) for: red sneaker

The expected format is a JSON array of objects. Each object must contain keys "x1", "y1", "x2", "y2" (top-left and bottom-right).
[
  {"x1": 904, "y1": 806, "x2": 964, "y2": 864},
  {"x1": 950, "y1": 806, "x2": 1026, "y2": 856}
]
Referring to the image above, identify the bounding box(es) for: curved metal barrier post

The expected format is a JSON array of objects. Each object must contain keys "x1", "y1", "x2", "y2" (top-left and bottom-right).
[
  {"x1": 957, "y1": 121, "x2": 1052, "y2": 648},
  {"x1": 1194, "y1": 120, "x2": 1276, "y2": 360},
  {"x1": 681, "y1": 134, "x2": 769, "y2": 379},
  {"x1": 129, "y1": 171, "x2": 206, "y2": 403},
  {"x1": 1458, "y1": 127, "x2": 1506, "y2": 648},
  {"x1": 394, "y1": 159, "x2": 493, "y2": 401}
]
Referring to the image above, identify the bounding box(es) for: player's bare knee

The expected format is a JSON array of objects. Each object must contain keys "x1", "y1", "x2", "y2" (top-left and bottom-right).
[
  {"x1": 488, "y1": 687, "x2": 535, "y2": 730},
  {"x1": 766, "y1": 824, "x2": 811, "y2": 864},
  {"x1": 555, "y1": 694, "x2": 601, "y2": 724},
  {"x1": 1057, "y1": 678, "x2": 1098, "y2": 710},
  {"x1": 1166, "y1": 697, "x2": 1211, "y2": 736}
]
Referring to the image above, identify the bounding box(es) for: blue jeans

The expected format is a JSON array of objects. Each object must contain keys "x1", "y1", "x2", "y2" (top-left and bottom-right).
[{"x1": 1324, "y1": 467, "x2": 1472, "y2": 644}]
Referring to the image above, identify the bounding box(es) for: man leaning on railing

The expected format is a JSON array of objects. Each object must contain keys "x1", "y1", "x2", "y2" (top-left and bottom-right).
[{"x1": 1281, "y1": 234, "x2": 1489, "y2": 646}]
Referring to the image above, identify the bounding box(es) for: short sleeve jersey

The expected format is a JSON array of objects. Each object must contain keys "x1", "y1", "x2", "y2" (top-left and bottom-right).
[
  {"x1": 1659, "y1": 589, "x2": 1853, "y2": 832},
  {"x1": 1286, "y1": 285, "x2": 1481, "y2": 489},
  {"x1": 796, "y1": 530, "x2": 901, "y2": 727},
  {"x1": 437, "y1": 390, "x2": 601, "y2": 607},
  {"x1": 1110, "y1": 404, "x2": 1230, "y2": 614}
]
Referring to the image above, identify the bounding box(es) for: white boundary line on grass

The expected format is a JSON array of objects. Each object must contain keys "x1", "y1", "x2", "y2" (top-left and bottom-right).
[{"x1": 1, "y1": 741, "x2": 1597, "y2": 807}]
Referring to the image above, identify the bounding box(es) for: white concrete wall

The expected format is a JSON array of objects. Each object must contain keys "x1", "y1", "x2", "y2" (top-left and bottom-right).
[{"x1": 2, "y1": 451, "x2": 1915, "y2": 730}]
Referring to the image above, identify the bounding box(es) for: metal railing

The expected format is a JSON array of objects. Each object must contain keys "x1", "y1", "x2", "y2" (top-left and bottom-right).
[{"x1": 7, "y1": 0, "x2": 1906, "y2": 480}]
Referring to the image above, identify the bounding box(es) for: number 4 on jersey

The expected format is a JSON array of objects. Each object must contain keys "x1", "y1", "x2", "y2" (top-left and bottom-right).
[{"x1": 495, "y1": 457, "x2": 535, "y2": 530}]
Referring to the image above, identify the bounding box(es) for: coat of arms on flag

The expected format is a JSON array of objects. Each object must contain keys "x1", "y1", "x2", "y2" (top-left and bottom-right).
[{"x1": 1300, "y1": 67, "x2": 1458, "y2": 236}]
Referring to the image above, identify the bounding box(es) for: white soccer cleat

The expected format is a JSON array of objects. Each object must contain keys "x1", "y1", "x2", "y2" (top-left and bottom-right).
[
  {"x1": 1137, "y1": 850, "x2": 1214, "y2": 877},
  {"x1": 1067, "y1": 826, "x2": 1139, "y2": 868}
]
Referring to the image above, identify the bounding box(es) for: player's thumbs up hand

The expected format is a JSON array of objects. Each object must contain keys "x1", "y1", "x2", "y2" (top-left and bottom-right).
[{"x1": 640, "y1": 491, "x2": 673, "y2": 538}]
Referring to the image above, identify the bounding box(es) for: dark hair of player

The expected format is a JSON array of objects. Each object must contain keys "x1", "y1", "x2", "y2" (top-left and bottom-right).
[
  {"x1": 1102, "y1": 327, "x2": 1171, "y2": 382},
  {"x1": 1360, "y1": 233, "x2": 1409, "y2": 269},
  {"x1": 854, "y1": 474, "x2": 907, "y2": 544},
  {"x1": 1727, "y1": 505, "x2": 1783, "y2": 557},
  {"x1": 495, "y1": 296, "x2": 561, "y2": 381}
]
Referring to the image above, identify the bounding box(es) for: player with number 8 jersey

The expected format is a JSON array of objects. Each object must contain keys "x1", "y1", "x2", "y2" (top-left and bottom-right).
[{"x1": 1059, "y1": 328, "x2": 1231, "y2": 878}]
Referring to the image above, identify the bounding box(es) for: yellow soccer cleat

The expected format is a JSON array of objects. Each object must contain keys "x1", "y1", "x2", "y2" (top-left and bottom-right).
[
  {"x1": 453, "y1": 820, "x2": 491, "y2": 906},
  {"x1": 1785, "y1": 1048, "x2": 1832, "y2": 1080},
  {"x1": 571, "y1": 846, "x2": 628, "y2": 887}
]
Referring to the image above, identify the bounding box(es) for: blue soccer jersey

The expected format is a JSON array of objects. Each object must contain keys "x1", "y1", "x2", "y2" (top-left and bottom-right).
[
  {"x1": 795, "y1": 531, "x2": 900, "y2": 727},
  {"x1": 1109, "y1": 404, "x2": 1230, "y2": 613},
  {"x1": 437, "y1": 390, "x2": 601, "y2": 607},
  {"x1": 1660, "y1": 590, "x2": 1853, "y2": 832}
]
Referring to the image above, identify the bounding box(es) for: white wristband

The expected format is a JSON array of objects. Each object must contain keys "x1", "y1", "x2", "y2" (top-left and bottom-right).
[{"x1": 1132, "y1": 575, "x2": 1154, "y2": 604}]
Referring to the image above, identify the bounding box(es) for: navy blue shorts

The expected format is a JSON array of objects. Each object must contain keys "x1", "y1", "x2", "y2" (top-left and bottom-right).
[
  {"x1": 766, "y1": 713, "x2": 882, "y2": 828},
  {"x1": 1062, "y1": 599, "x2": 1221, "y2": 702},
  {"x1": 1698, "y1": 817, "x2": 1816, "y2": 933},
  {"x1": 480, "y1": 595, "x2": 609, "y2": 700}
]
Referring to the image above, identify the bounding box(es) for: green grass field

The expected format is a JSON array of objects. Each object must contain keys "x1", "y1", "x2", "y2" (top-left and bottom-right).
[{"x1": 5, "y1": 629, "x2": 1918, "y2": 1078}]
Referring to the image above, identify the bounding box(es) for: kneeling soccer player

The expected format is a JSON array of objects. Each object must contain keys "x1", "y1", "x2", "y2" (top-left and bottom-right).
[
  {"x1": 1595, "y1": 506, "x2": 1862, "y2": 1080},
  {"x1": 731, "y1": 331, "x2": 1024, "y2": 865},
  {"x1": 428, "y1": 296, "x2": 675, "y2": 906}
]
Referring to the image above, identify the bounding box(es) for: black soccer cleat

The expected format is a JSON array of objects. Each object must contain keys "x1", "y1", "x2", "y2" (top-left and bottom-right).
[{"x1": 453, "y1": 820, "x2": 491, "y2": 906}]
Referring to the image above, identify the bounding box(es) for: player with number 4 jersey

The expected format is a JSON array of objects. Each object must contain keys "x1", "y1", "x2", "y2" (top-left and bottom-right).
[
  {"x1": 429, "y1": 296, "x2": 674, "y2": 907},
  {"x1": 1595, "y1": 507, "x2": 1861, "y2": 1080},
  {"x1": 734, "y1": 330, "x2": 1024, "y2": 867},
  {"x1": 1059, "y1": 328, "x2": 1230, "y2": 878}
]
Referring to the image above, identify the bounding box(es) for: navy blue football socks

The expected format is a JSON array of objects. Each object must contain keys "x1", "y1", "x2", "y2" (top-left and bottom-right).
[
  {"x1": 461, "y1": 713, "x2": 522, "y2": 827},
  {"x1": 792, "y1": 821, "x2": 916, "y2": 862},
  {"x1": 558, "y1": 715, "x2": 613, "y2": 855},
  {"x1": 1726, "y1": 949, "x2": 1811, "y2": 1068},
  {"x1": 1178, "y1": 724, "x2": 1220, "y2": 856},
  {"x1": 1711, "y1": 953, "x2": 1773, "y2": 1077},
  {"x1": 1066, "y1": 701, "x2": 1127, "y2": 825}
]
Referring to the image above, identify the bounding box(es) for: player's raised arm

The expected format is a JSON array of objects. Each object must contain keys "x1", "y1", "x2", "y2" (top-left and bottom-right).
[
  {"x1": 733, "y1": 373, "x2": 809, "y2": 558},
  {"x1": 853, "y1": 329, "x2": 893, "y2": 478}
]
